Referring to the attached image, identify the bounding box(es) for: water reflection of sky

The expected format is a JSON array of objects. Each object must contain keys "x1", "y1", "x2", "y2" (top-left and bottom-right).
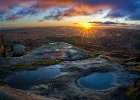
[{"x1": 5, "y1": 65, "x2": 61, "y2": 90}]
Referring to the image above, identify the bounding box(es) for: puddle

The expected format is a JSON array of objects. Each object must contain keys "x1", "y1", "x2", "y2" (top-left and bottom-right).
[
  {"x1": 79, "y1": 72, "x2": 117, "y2": 90},
  {"x1": 5, "y1": 65, "x2": 61, "y2": 90}
]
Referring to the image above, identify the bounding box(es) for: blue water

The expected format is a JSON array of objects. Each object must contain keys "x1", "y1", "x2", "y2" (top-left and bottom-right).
[
  {"x1": 5, "y1": 65, "x2": 61, "y2": 90},
  {"x1": 79, "y1": 72, "x2": 117, "y2": 90}
]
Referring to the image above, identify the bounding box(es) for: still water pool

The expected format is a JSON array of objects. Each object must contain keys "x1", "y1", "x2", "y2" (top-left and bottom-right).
[
  {"x1": 5, "y1": 65, "x2": 61, "y2": 90},
  {"x1": 79, "y1": 72, "x2": 117, "y2": 90}
]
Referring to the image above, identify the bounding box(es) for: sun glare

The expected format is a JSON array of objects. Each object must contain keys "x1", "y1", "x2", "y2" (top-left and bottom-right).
[
  {"x1": 79, "y1": 22, "x2": 92, "y2": 29},
  {"x1": 78, "y1": 22, "x2": 96, "y2": 38}
]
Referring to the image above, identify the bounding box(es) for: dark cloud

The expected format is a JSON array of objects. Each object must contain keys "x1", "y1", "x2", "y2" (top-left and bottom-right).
[
  {"x1": 0, "y1": 0, "x2": 76, "y2": 21},
  {"x1": 40, "y1": 0, "x2": 140, "y2": 21},
  {"x1": 6, "y1": 15, "x2": 23, "y2": 21},
  {"x1": 103, "y1": 21, "x2": 119, "y2": 25},
  {"x1": 0, "y1": 0, "x2": 140, "y2": 21},
  {"x1": 106, "y1": 10, "x2": 128, "y2": 18},
  {"x1": 41, "y1": 4, "x2": 95, "y2": 21},
  {"x1": 0, "y1": 0, "x2": 36, "y2": 12},
  {"x1": 89, "y1": 21, "x2": 128, "y2": 26},
  {"x1": 129, "y1": 14, "x2": 140, "y2": 20},
  {"x1": 42, "y1": 10, "x2": 64, "y2": 21},
  {"x1": 80, "y1": 0, "x2": 140, "y2": 20},
  {"x1": 0, "y1": 12, "x2": 4, "y2": 21},
  {"x1": 128, "y1": 9, "x2": 140, "y2": 20}
]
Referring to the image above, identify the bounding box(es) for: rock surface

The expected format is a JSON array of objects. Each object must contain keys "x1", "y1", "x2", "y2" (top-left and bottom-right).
[
  {"x1": 30, "y1": 58, "x2": 139, "y2": 100},
  {"x1": 1, "y1": 42, "x2": 139, "y2": 100},
  {"x1": 0, "y1": 42, "x2": 92, "y2": 67},
  {"x1": 0, "y1": 86, "x2": 60, "y2": 100}
]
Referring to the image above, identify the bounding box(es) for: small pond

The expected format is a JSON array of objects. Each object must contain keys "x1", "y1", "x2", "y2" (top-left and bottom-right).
[
  {"x1": 79, "y1": 72, "x2": 117, "y2": 90},
  {"x1": 5, "y1": 65, "x2": 61, "y2": 90}
]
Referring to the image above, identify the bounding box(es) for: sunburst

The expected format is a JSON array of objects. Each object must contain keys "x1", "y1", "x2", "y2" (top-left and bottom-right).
[{"x1": 78, "y1": 22, "x2": 97, "y2": 38}]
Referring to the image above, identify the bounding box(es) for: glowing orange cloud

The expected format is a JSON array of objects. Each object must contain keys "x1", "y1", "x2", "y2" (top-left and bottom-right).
[
  {"x1": 36, "y1": 0, "x2": 76, "y2": 9},
  {"x1": 53, "y1": 3, "x2": 112, "y2": 18}
]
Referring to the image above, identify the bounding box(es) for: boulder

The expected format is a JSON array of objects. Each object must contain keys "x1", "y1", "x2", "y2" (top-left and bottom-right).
[{"x1": 13, "y1": 44, "x2": 26, "y2": 57}]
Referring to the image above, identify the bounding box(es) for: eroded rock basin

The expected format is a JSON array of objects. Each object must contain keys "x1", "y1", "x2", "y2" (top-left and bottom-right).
[
  {"x1": 79, "y1": 72, "x2": 117, "y2": 90},
  {"x1": 4, "y1": 58, "x2": 140, "y2": 100},
  {"x1": 5, "y1": 65, "x2": 62, "y2": 90},
  {"x1": 2, "y1": 42, "x2": 139, "y2": 100}
]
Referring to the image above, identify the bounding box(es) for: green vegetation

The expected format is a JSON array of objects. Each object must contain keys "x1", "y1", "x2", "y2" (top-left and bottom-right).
[
  {"x1": 0, "y1": 59, "x2": 64, "y2": 85},
  {"x1": 10, "y1": 59, "x2": 64, "y2": 71}
]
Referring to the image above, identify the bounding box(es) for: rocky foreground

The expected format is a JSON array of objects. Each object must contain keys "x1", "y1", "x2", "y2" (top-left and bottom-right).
[
  {"x1": 0, "y1": 42, "x2": 91, "y2": 67},
  {"x1": 30, "y1": 58, "x2": 138, "y2": 100},
  {"x1": 0, "y1": 42, "x2": 139, "y2": 100}
]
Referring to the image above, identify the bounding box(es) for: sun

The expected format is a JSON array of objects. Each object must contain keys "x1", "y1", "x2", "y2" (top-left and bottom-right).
[
  {"x1": 79, "y1": 22, "x2": 92, "y2": 29},
  {"x1": 78, "y1": 22, "x2": 96, "y2": 38}
]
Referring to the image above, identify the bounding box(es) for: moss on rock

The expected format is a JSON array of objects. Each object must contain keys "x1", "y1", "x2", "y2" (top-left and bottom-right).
[{"x1": 10, "y1": 59, "x2": 64, "y2": 71}]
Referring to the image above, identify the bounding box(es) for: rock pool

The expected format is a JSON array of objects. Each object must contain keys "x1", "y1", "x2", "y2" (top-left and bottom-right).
[
  {"x1": 79, "y1": 72, "x2": 117, "y2": 90},
  {"x1": 5, "y1": 65, "x2": 61, "y2": 90}
]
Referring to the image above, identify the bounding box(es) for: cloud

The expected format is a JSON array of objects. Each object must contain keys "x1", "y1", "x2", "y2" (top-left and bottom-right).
[
  {"x1": 6, "y1": 15, "x2": 23, "y2": 21},
  {"x1": 40, "y1": 0, "x2": 140, "y2": 21},
  {"x1": 41, "y1": 10, "x2": 64, "y2": 21},
  {"x1": 35, "y1": 0, "x2": 76, "y2": 9},
  {"x1": 81, "y1": 0, "x2": 140, "y2": 20},
  {"x1": 103, "y1": 21, "x2": 120, "y2": 25},
  {"x1": 41, "y1": 4, "x2": 96, "y2": 21},
  {"x1": 0, "y1": 0, "x2": 76, "y2": 21},
  {"x1": 41, "y1": 3, "x2": 110, "y2": 21},
  {"x1": 0, "y1": 0, "x2": 38, "y2": 21},
  {"x1": 0, "y1": 0, "x2": 36, "y2": 12},
  {"x1": 0, "y1": 0, "x2": 76, "y2": 12},
  {"x1": 16, "y1": 7, "x2": 39, "y2": 16},
  {"x1": 0, "y1": 0, "x2": 140, "y2": 22},
  {"x1": 127, "y1": 9, "x2": 140, "y2": 20},
  {"x1": 89, "y1": 21, "x2": 128, "y2": 26}
]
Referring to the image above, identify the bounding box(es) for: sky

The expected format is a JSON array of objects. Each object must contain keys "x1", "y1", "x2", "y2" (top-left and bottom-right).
[{"x1": 0, "y1": 0, "x2": 140, "y2": 28}]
